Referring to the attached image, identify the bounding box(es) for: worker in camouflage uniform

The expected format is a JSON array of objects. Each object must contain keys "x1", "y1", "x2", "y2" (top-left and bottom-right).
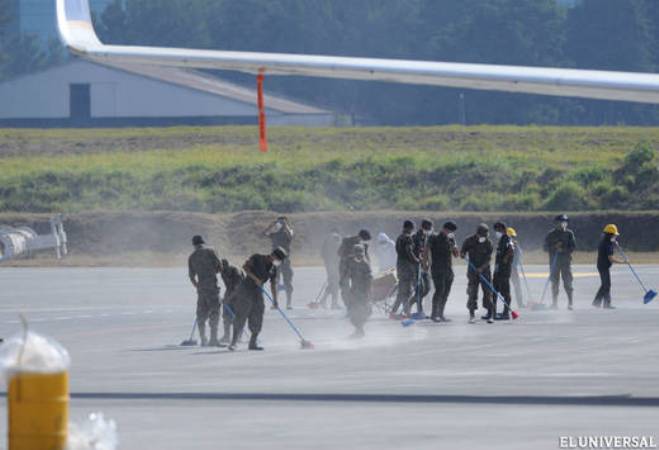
[
  {"x1": 188, "y1": 235, "x2": 222, "y2": 346},
  {"x1": 492, "y1": 222, "x2": 515, "y2": 320},
  {"x1": 460, "y1": 224, "x2": 494, "y2": 323},
  {"x1": 425, "y1": 221, "x2": 459, "y2": 322},
  {"x1": 219, "y1": 258, "x2": 245, "y2": 345},
  {"x1": 338, "y1": 229, "x2": 371, "y2": 308},
  {"x1": 411, "y1": 219, "x2": 433, "y2": 316},
  {"x1": 543, "y1": 214, "x2": 577, "y2": 310},
  {"x1": 345, "y1": 244, "x2": 373, "y2": 338},
  {"x1": 228, "y1": 247, "x2": 287, "y2": 351},
  {"x1": 391, "y1": 221, "x2": 419, "y2": 318},
  {"x1": 264, "y1": 217, "x2": 295, "y2": 309}
]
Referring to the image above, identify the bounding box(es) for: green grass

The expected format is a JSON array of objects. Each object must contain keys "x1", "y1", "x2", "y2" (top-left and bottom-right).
[{"x1": 0, "y1": 125, "x2": 657, "y2": 213}]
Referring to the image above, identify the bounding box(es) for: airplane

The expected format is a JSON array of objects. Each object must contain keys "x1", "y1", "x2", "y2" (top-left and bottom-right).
[
  {"x1": 0, "y1": 215, "x2": 68, "y2": 263},
  {"x1": 57, "y1": 0, "x2": 659, "y2": 150}
]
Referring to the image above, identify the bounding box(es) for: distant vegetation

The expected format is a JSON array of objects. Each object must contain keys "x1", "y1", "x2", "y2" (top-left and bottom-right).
[{"x1": 0, "y1": 126, "x2": 657, "y2": 213}]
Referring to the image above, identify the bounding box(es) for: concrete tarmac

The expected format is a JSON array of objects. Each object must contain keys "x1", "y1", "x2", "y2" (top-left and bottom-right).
[{"x1": 0, "y1": 264, "x2": 657, "y2": 449}]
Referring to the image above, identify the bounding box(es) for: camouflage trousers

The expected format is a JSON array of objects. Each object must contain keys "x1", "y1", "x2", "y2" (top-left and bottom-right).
[{"x1": 196, "y1": 286, "x2": 220, "y2": 329}]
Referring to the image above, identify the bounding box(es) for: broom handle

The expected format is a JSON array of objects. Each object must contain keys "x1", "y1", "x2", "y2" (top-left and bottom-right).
[
  {"x1": 617, "y1": 246, "x2": 649, "y2": 293},
  {"x1": 540, "y1": 254, "x2": 558, "y2": 303},
  {"x1": 516, "y1": 245, "x2": 534, "y2": 301},
  {"x1": 261, "y1": 287, "x2": 307, "y2": 342},
  {"x1": 187, "y1": 319, "x2": 197, "y2": 341},
  {"x1": 467, "y1": 261, "x2": 511, "y2": 312}
]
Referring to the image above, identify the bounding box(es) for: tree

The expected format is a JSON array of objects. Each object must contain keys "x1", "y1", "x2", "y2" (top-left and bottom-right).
[
  {"x1": 564, "y1": 0, "x2": 659, "y2": 124},
  {"x1": 0, "y1": 0, "x2": 13, "y2": 80}
]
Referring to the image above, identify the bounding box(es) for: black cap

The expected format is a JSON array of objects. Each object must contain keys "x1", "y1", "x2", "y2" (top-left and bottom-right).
[
  {"x1": 421, "y1": 219, "x2": 433, "y2": 230},
  {"x1": 272, "y1": 247, "x2": 288, "y2": 261},
  {"x1": 494, "y1": 222, "x2": 507, "y2": 231},
  {"x1": 403, "y1": 220, "x2": 415, "y2": 230},
  {"x1": 192, "y1": 235, "x2": 205, "y2": 246},
  {"x1": 477, "y1": 223, "x2": 489, "y2": 235},
  {"x1": 443, "y1": 221, "x2": 457, "y2": 232},
  {"x1": 555, "y1": 214, "x2": 569, "y2": 222},
  {"x1": 358, "y1": 229, "x2": 371, "y2": 241}
]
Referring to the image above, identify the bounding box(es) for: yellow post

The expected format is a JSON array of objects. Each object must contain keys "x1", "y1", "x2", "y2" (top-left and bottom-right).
[{"x1": 8, "y1": 371, "x2": 69, "y2": 450}]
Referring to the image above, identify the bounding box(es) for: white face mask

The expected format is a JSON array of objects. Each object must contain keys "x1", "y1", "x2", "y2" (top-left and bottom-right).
[
  {"x1": 273, "y1": 222, "x2": 283, "y2": 232},
  {"x1": 610, "y1": 236, "x2": 617, "y2": 243},
  {"x1": 478, "y1": 237, "x2": 487, "y2": 244},
  {"x1": 447, "y1": 232, "x2": 455, "y2": 240},
  {"x1": 560, "y1": 222, "x2": 568, "y2": 231},
  {"x1": 495, "y1": 231, "x2": 503, "y2": 240},
  {"x1": 273, "y1": 259, "x2": 282, "y2": 267}
]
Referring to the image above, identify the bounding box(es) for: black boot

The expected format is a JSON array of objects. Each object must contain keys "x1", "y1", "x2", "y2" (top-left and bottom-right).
[{"x1": 249, "y1": 334, "x2": 264, "y2": 351}]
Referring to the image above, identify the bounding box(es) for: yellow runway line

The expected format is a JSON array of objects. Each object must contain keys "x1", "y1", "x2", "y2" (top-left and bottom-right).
[{"x1": 525, "y1": 272, "x2": 599, "y2": 279}]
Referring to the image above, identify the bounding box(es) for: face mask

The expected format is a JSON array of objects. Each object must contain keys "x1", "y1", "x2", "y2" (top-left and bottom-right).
[
  {"x1": 447, "y1": 232, "x2": 455, "y2": 240},
  {"x1": 560, "y1": 222, "x2": 568, "y2": 231},
  {"x1": 495, "y1": 231, "x2": 503, "y2": 240},
  {"x1": 273, "y1": 222, "x2": 283, "y2": 232},
  {"x1": 478, "y1": 237, "x2": 486, "y2": 244},
  {"x1": 610, "y1": 237, "x2": 617, "y2": 243},
  {"x1": 273, "y1": 259, "x2": 282, "y2": 268}
]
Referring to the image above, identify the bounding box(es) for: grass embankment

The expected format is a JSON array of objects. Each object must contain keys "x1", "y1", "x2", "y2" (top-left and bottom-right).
[{"x1": 0, "y1": 126, "x2": 657, "y2": 213}]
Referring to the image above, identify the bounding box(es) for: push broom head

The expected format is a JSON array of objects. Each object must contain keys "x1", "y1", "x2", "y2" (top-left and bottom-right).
[
  {"x1": 401, "y1": 319, "x2": 416, "y2": 327},
  {"x1": 180, "y1": 338, "x2": 198, "y2": 346},
  {"x1": 300, "y1": 339, "x2": 315, "y2": 350},
  {"x1": 511, "y1": 310, "x2": 520, "y2": 320},
  {"x1": 644, "y1": 290, "x2": 657, "y2": 304}
]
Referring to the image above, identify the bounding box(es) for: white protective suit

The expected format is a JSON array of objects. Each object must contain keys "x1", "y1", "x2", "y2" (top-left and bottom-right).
[{"x1": 374, "y1": 232, "x2": 397, "y2": 274}]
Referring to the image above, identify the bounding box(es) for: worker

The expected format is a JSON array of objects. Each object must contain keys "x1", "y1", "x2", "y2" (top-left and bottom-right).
[
  {"x1": 374, "y1": 232, "x2": 397, "y2": 273},
  {"x1": 320, "y1": 229, "x2": 342, "y2": 309},
  {"x1": 264, "y1": 216, "x2": 295, "y2": 309},
  {"x1": 345, "y1": 244, "x2": 373, "y2": 338},
  {"x1": 493, "y1": 222, "x2": 515, "y2": 320},
  {"x1": 391, "y1": 221, "x2": 419, "y2": 318},
  {"x1": 338, "y1": 229, "x2": 372, "y2": 308},
  {"x1": 593, "y1": 224, "x2": 624, "y2": 309},
  {"x1": 461, "y1": 224, "x2": 494, "y2": 323},
  {"x1": 218, "y1": 258, "x2": 245, "y2": 345},
  {"x1": 188, "y1": 235, "x2": 222, "y2": 347},
  {"x1": 507, "y1": 227, "x2": 526, "y2": 309},
  {"x1": 228, "y1": 247, "x2": 288, "y2": 351},
  {"x1": 425, "y1": 221, "x2": 459, "y2": 322},
  {"x1": 543, "y1": 214, "x2": 576, "y2": 310},
  {"x1": 411, "y1": 219, "x2": 433, "y2": 316}
]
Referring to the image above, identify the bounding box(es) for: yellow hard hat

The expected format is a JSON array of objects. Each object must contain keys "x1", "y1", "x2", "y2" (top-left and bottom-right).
[
  {"x1": 603, "y1": 224, "x2": 619, "y2": 236},
  {"x1": 506, "y1": 227, "x2": 517, "y2": 238}
]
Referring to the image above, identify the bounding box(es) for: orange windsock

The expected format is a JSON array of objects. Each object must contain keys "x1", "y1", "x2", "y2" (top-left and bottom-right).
[{"x1": 257, "y1": 73, "x2": 268, "y2": 152}]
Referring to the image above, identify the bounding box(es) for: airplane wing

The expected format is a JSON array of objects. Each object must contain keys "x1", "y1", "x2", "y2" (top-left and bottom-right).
[{"x1": 57, "y1": 0, "x2": 659, "y2": 104}]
